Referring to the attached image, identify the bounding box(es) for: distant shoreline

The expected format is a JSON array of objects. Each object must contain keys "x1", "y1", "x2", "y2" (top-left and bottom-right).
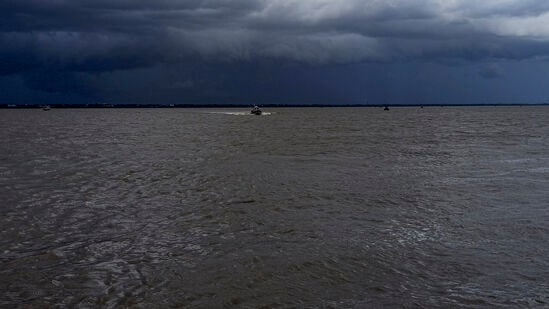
[{"x1": 1, "y1": 103, "x2": 548, "y2": 109}]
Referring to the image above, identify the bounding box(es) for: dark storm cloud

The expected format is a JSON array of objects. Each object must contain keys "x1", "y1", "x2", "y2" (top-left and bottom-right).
[
  {"x1": 3, "y1": 0, "x2": 549, "y2": 73},
  {"x1": 479, "y1": 64, "x2": 504, "y2": 79},
  {"x1": 23, "y1": 70, "x2": 98, "y2": 95},
  {"x1": 2, "y1": 0, "x2": 549, "y2": 102}
]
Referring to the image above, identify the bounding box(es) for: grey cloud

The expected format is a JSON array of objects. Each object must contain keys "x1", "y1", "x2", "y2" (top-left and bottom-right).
[
  {"x1": 479, "y1": 64, "x2": 504, "y2": 79},
  {"x1": 3, "y1": 0, "x2": 549, "y2": 75}
]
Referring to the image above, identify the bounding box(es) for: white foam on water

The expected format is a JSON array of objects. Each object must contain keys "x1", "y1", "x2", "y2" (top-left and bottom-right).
[
  {"x1": 528, "y1": 167, "x2": 549, "y2": 173},
  {"x1": 207, "y1": 111, "x2": 272, "y2": 116}
]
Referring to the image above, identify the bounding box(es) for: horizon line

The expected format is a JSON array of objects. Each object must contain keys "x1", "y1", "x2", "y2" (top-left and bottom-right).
[{"x1": 2, "y1": 103, "x2": 549, "y2": 109}]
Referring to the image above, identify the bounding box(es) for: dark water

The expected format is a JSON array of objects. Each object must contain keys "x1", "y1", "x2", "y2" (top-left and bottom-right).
[{"x1": 1, "y1": 107, "x2": 548, "y2": 308}]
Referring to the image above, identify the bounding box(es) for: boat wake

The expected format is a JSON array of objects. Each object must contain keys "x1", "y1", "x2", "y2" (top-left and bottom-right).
[{"x1": 208, "y1": 111, "x2": 272, "y2": 116}]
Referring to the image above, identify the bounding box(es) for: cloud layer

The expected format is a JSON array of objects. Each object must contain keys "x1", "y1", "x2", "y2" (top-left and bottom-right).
[
  {"x1": 2, "y1": 0, "x2": 549, "y2": 104},
  {"x1": 3, "y1": 0, "x2": 549, "y2": 73}
]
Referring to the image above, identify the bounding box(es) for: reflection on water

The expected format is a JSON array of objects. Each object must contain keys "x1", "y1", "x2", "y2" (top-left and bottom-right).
[{"x1": 1, "y1": 107, "x2": 549, "y2": 307}]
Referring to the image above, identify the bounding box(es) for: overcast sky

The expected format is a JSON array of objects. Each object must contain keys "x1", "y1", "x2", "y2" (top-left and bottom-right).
[{"x1": 2, "y1": 0, "x2": 549, "y2": 104}]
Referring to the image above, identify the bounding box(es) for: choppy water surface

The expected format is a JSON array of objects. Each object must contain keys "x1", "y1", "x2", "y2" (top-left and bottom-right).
[{"x1": 1, "y1": 107, "x2": 549, "y2": 308}]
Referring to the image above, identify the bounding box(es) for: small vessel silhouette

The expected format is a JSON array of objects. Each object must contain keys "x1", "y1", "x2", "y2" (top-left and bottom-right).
[{"x1": 250, "y1": 105, "x2": 262, "y2": 115}]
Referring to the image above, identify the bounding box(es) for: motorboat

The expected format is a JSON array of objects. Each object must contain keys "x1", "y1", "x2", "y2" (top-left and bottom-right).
[
  {"x1": 42, "y1": 105, "x2": 51, "y2": 111},
  {"x1": 250, "y1": 105, "x2": 262, "y2": 115},
  {"x1": 383, "y1": 106, "x2": 390, "y2": 111}
]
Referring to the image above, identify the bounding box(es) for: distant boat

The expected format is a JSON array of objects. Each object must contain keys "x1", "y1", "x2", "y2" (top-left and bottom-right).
[
  {"x1": 42, "y1": 105, "x2": 51, "y2": 111},
  {"x1": 384, "y1": 106, "x2": 390, "y2": 111},
  {"x1": 250, "y1": 105, "x2": 262, "y2": 115}
]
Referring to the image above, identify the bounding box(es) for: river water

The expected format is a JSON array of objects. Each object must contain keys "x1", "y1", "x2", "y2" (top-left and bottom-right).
[{"x1": 1, "y1": 107, "x2": 548, "y2": 308}]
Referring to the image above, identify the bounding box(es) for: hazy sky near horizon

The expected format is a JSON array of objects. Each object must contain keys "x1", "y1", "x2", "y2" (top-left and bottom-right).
[{"x1": 2, "y1": 0, "x2": 549, "y2": 104}]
